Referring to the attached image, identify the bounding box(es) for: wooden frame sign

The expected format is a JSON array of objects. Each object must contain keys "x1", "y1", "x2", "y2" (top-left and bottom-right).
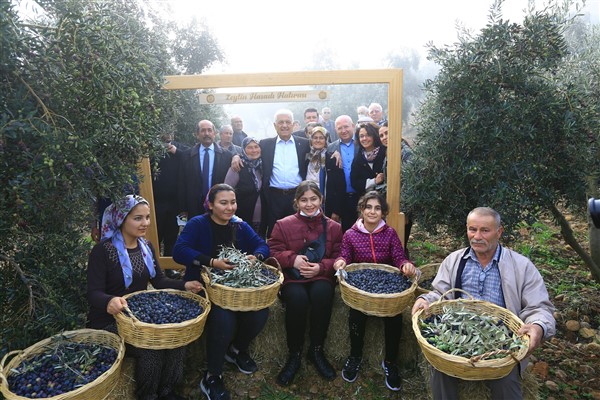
[{"x1": 139, "y1": 69, "x2": 405, "y2": 269}]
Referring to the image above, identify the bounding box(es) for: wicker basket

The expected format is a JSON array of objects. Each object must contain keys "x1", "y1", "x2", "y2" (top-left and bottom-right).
[
  {"x1": 415, "y1": 263, "x2": 440, "y2": 296},
  {"x1": 337, "y1": 263, "x2": 418, "y2": 317},
  {"x1": 201, "y1": 261, "x2": 283, "y2": 311},
  {"x1": 0, "y1": 329, "x2": 125, "y2": 400},
  {"x1": 412, "y1": 289, "x2": 530, "y2": 380},
  {"x1": 115, "y1": 289, "x2": 211, "y2": 350}
]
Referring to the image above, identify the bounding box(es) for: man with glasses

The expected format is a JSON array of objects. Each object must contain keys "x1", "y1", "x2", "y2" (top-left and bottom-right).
[
  {"x1": 321, "y1": 107, "x2": 336, "y2": 142},
  {"x1": 368, "y1": 102, "x2": 386, "y2": 126},
  {"x1": 232, "y1": 109, "x2": 310, "y2": 236}
]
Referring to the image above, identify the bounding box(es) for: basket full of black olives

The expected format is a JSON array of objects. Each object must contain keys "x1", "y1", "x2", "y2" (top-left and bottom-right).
[
  {"x1": 0, "y1": 329, "x2": 124, "y2": 400},
  {"x1": 114, "y1": 289, "x2": 211, "y2": 349},
  {"x1": 338, "y1": 263, "x2": 417, "y2": 317}
]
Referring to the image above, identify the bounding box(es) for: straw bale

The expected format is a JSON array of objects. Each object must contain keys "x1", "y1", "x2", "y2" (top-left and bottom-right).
[{"x1": 252, "y1": 286, "x2": 420, "y2": 371}]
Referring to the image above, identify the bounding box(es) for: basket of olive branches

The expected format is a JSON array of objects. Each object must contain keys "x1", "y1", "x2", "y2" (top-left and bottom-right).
[
  {"x1": 337, "y1": 263, "x2": 419, "y2": 317},
  {"x1": 200, "y1": 246, "x2": 283, "y2": 311},
  {"x1": 412, "y1": 288, "x2": 529, "y2": 380},
  {"x1": 0, "y1": 329, "x2": 125, "y2": 400}
]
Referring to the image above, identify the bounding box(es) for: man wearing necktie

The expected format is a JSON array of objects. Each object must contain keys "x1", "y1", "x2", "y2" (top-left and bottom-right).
[{"x1": 178, "y1": 120, "x2": 233, "y2": 219}]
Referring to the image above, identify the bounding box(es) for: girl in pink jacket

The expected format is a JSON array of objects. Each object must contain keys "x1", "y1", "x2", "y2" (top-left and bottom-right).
[{"x1": 333, "y1": 191, "x2": 415, "y2": 393}]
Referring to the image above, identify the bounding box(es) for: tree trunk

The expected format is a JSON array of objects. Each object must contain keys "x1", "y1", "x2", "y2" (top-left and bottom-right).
[
  {"x1": 549, "y1": 204, "x2": 600, "y2": 283},
  {"x1": 591, "y1": 223, "x2": 600, "y2": 279}
]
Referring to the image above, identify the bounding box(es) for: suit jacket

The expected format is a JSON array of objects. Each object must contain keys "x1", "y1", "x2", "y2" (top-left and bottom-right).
[
  {"x1": 325, "y1": 139, "x2": 360, "y2": 216},
  {"x1": 260, "y1": 135, "x2": 310, "y2": 189},
  {"x1": 178, "y1": 143, "x2": 233, "y2": 218}
]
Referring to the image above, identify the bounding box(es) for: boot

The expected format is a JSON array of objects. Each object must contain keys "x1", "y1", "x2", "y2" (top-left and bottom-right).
[
  {"x1": 276, "y1": 351, "x2": 301, "y2": 386},
  {"x1": 307, "y1": 345, "x2": 336, "y2": 381}
]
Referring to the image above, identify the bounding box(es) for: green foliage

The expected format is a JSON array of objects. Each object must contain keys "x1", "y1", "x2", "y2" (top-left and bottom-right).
[
  {"x1": 1, "y1": 0, "x2": 223, "y2": 354},
  {"x1": 405, "y1": 2, "x2": 600, "y2": 245}
]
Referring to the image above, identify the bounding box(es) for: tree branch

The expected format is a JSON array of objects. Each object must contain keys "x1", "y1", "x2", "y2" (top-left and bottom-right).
[
  {"x1": 0, "y1": 253, "x2": 35, "y2": 315},
  {"x1": 549, "y1": 203, "x2": 600, "y2": 282}
]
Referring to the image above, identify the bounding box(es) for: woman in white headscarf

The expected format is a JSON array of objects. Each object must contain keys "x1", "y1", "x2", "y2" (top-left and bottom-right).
[{"x1": 87, "y1": 194, "x2": 201, "y2": 400}]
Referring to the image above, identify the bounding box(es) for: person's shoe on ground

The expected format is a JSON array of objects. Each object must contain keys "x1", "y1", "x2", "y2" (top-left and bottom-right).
[
  {"x1": 341, "y1": 356, "x2": 362, "y2": 383},
  {"x1": 224, "y1": 345, "x2": 258, "y2": 374},
  {"x1": 276, "y1": 351, "x2": 301, "y2": 386},
  {"x1": 381, "y1": 360, "x2": 402, "y2": 391},
  {"x1": 200, "y1": 372, "x2": 230, "y2": 400},
  {"x1": 307, "y1": 345, "x2": 336, "y2": 381}
]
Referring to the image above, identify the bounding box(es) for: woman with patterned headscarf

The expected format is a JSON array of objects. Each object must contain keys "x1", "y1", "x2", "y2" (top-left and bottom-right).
[
  {"x1": 305, "y1": 126, "x2": 329, "y2": 196},
  {"x1": 224, "y1": 137, "x2": 264, "y2": 234},
  {"x1": 87, "y1": 194, "x2": 202, "y2": 400}
]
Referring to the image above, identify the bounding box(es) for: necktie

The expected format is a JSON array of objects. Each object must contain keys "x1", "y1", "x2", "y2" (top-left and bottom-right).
[{"x1": 202, "y1": 147, "x2": 210, "y2": 199}]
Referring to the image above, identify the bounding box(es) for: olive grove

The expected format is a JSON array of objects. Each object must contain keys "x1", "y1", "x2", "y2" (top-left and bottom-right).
[
  {"x1": 0, "y1": 0, "x2": 223, "y2": 353},
  {"x1": 404, "y1": 2, "x2": 600, "y2": 281}
]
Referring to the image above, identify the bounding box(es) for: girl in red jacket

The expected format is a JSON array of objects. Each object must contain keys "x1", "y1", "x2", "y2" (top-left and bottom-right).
[{"x1": 269, "y1": 180, "x2": 343, "y2": 386}]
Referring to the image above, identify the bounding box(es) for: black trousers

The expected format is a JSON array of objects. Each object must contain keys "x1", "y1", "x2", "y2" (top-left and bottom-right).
[
  {"x1": 339, "y1": 192, "x2": 359, "y2": 232},
  {"x1": 348, "y1": 308, "x2": 403, "y2": 363},
  {"x1": 155, "y1": 202, "x2": 179, "y2": 256},
  {"x1": 280, "y1": 280, "x2": 334, "y2": 353},
  {"x1": 103, "y1": 323, "x2": 184, "y2": 400},
  {"x1": 205, "y1": 304, "x2": 269, "y2": 376},
  {"x1": 265, "y1": 187, "x2": 296, "y2": 237}
]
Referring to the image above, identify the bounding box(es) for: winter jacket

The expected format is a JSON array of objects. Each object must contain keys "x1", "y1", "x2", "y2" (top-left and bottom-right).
[
  {"x1": 268, "y1": 212, "x2": 342, "y2": 286},
  {"x1": 173, "y1": 214, "x2": 269, "y2": 281},
  {"x1": 337, "y1": 219, "x2": 409, "y2": 268}
]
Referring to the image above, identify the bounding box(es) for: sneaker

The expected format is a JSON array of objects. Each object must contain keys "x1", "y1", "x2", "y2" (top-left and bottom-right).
[
  {"x1": 381, "y1": 360, "x2": 402, "y2": 391},
  {"x1": 200, "y1": 373, "x2": 231, "y2": 400},
  {"x1": 224, "y1": 347, "x2": 258, "y2": 374},
  {"x1": 341, "y1": 356, "x2": 362, "y2": 383}
]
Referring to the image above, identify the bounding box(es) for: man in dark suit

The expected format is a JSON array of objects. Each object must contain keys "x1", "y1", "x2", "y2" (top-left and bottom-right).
[
  {"x1": 178, "y1": 120, "x2": 233, "y2": 219},
  {"x1": 152, "y1": 132, "x2": 189, "y2": 256},
  {"x1": 231, "y1": 109, "x2": 310, "y2": 236},
  {"x1": 260, "y1": 109, "x2": 310, "y2": 236},
  {"x1": 325, "y1": 115, "x2": 359, "y2": 232}
]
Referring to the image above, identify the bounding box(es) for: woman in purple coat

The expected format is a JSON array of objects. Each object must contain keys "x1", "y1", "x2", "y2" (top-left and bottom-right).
[{"x1": 333, "y1": 191, "x2": 416, "y2": 393}]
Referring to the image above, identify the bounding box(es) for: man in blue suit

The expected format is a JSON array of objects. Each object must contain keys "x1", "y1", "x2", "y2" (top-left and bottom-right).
[{"x1": 178, "y1": 120, "x2": 233, "y2": 219}]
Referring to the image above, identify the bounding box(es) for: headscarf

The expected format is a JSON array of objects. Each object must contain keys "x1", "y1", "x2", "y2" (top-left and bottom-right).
[
  {"x1": 307, "y1": 127, "x2": 328, "y2": 173},
  {"x1": 241, "y1": 137, "x2": 262, "y2": 191},
  {"x1": 101, "y1": 194, "x2": 156, "y2": 288}
]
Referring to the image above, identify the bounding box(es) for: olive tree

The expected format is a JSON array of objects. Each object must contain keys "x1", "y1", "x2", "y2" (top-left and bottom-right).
[
  {"x1": 0, "y1": 0, "x2": 223, "y2": 353},
  {"x1": 404, "y1": 3, "x2": 600, "y2": 281}
]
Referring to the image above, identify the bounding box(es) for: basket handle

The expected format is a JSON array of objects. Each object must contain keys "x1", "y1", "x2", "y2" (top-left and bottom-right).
[
  {"x1": 263, "y1": 257, "x2": 282, "y2": 271},
  {"x1": 433, "y1": 288, "x2": 475, "y2": 305},
  {"x1": 120, "y1": 305, "x2": 141, "y2": 327},
  {"x1": 412, "y1": 268, "x2": 422, "y2": 284},
  {"x1": 469, "y1": 349, "x2": 519, "y2": 365},
  {"x1": 0, "y1": 350, "x2": 23, "y2": 385}
]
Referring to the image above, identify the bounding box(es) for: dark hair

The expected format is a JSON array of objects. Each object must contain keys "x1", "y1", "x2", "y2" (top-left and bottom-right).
[
  {"x1": 304, "y1": 107, "x2": 319, "y2": 118},
  {"x1": 381, "y1": 121, "x2": 388, "y2": 128},
  {"x1": 293, "y1": 180, "x2": 322, "y2": 210},
  {"x1": 357, "y1": 191, "x2": 389, "y2": 217},
  {"x1": 354, "y1": 122, "x2": 382, "y2": 149},
  {"x1": 206, "y1": 183, "x2": 236, "y2": 213}
]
